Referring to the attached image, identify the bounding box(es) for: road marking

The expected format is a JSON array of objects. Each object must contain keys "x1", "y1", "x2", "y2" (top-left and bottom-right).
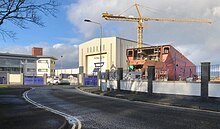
[
  {"x1": 76, "y1": 87, "x2": 220, "y2": 115},
  {"x1": 23, "y1": 88, "x2": 82, "y2": 129}
]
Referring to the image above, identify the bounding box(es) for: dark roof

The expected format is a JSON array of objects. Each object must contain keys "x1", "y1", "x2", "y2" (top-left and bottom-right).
[
  {"x1": 0, "y1": 53, "x2": 37, "y2": 59},
  {"x1": 0, "y1": 53, "x2": 57, "y2": 60}
]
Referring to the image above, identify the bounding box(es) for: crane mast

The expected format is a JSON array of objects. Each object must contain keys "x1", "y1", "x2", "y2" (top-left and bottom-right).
[{"x1": 102, "y1": 3, "x2": 211, "y2": 48}]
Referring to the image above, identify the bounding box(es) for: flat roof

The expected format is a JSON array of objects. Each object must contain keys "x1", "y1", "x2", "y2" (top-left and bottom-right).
[
  {"x1": 0, "y1": 53, "x2": 57, "y2": 60},
  {"x1": 37, "y1": 56, "x2": 58, "y2": 60},
  {"x1": 80, "y1": 36, "x2": 150, "y2": 46},
  {"x1": 0, "y1": 53, "x2": 37, "y2": 59}
]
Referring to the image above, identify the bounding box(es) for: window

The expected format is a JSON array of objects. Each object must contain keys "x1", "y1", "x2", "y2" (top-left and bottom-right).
[
  {"x1": 127, "y1": 50, "x2": 133, "y2": 56},
  {"x1": 51, "y1": 60, "x2": 55, "y2": 64},
  {"x1": 164, "y1": 47, "x2": 169, "y2": 54},
  {"x1": 87, "y1": 48, "x2": 89, "y2": 53},
  {"x1": 38, "y1": 69, "x2": 48, "y2": 72},
  {"x1": 93, "y1": 46, "x2": 95, "y2": 52},
  {"x1": 103, "y1": 44, "x2": 105, "y2": 51},
  {"x1": 90, "y1": 47, "x2": 92, "y2": 52},
  {"x1": 96, "y1": 46, "x2": 98, "y2": 52},
  {"x1": 38, "y1": 60, "x2": 48, "y2": 63},
  {"x1": 27, "y1": 59, "x2": 36, "y2": 63},
  {"x1": 27, "y1": 68, "x2": 36, "y2": 72}
]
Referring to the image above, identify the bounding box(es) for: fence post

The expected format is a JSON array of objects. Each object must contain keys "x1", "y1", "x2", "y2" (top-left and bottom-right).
[
  {"x1": 20, "y1": 73, "x2": 24, "y2": 85},
  {"x1": 105, "y1": 70, "x2": 109, "y2": 91},
  {"x1": 97, "y1": 71, "x2": 101, "y2": 90},
  {"x1": 148, "y1": 66, "x2": 155, "y2": 95},
  {"x1": 7, "y1": 73, "x2": 9, "y2": 85},
  {"x1": 43, "y1": 74, "x2": 47, "y2": 85},
  {"x1": 117, "y1": 68, "x2": 123, "y2": 91},
  {"x1": 201, "y1": 62, "x2": 210, "y2": 100}
]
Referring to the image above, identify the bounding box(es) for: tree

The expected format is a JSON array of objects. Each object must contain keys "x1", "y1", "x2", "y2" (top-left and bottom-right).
[{"x1": 0, "y1": 0, "x2": 57, "y2": 39}]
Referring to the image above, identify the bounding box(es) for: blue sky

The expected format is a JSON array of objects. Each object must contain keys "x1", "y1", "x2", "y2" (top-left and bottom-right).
[
  {"x1": 1, "y1": 0, "x2": 220, "y2": 68},
  {"x1": 1, "y1": 0, "x2": 82, "y2": 46}
]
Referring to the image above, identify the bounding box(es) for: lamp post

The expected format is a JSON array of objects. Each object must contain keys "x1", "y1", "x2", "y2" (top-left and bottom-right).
[
  {"x1": 60, "y1": 55, "x2": 63, "y2": 74},
  {"x1": 84, "y1": 19, "x2": 102, "y2": 89}
]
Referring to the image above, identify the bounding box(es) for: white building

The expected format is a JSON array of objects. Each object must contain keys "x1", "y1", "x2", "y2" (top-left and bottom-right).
[
  {"x1": 79, "y1": 37, "x2": 149, "y2": 75},
  {"x1": 36, "y1": 56, "x2": 57, "y2": 77},
  {"x1": 55, "y1": 68, "x2": 79, "y2": 76}
]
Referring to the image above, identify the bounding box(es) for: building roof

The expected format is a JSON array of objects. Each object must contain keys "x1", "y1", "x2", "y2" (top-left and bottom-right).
[
  {"x1": 37, "y1": 56, "x2": 58, "y2": 60},
  {"x1": 0, "y1": 53, "x2": 37, "y2": 59},
  {"x1": 0, "y1": 53, "x2": 57, "y2": 60},
  {"x1": 80, "y1": 36, "x2": 150, "y2": 47}
]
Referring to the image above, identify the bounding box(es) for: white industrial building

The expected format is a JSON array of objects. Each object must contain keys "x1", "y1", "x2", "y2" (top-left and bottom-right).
[
  {"x1": 55, "y1": 68, "x2": 79, "y2": 76},
  {"x1": 79, "y1": 37, "x2": 149, "y2": 75}
]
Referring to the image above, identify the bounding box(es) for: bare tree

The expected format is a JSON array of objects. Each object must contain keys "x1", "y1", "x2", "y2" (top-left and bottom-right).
[{"x1": 0, "y1": 0, "x2": 57, "y2": 39}]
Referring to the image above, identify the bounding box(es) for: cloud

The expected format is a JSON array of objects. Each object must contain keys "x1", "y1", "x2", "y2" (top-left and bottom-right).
[
  {"x1": 213, "y1": 6, "x2": 220, "y2": 17},
  {"x1": 66, "y1": 0, "x2": 220, "y2": 65},
  {"x1": 53, "y1": 43, "x2": 64, "y2": 49},
  {"x1": 0, "y1": 42, "x2": 79, "y2": 69},
  {"x1": 58, "y1": 37, "x2": 81, "y2": 44}
]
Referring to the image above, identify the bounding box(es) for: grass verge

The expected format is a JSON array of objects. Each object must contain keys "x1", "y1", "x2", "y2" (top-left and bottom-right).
[{"x1": 0, "y1": 85, "x2": 8, "y2": 89}]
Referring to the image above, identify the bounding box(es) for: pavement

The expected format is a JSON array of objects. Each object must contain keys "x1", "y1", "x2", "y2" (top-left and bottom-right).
[
  {"x1": 0, "y1": 88, "x2": 69, "y2": 129},
  {"x1": 79, "y1": 86, "x2": 220, "y2": 112}
]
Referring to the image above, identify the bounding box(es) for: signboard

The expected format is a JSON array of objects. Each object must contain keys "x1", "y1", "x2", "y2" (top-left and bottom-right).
[{"x1": 87, "y1": 54, "x2": 107, "y2": 74}]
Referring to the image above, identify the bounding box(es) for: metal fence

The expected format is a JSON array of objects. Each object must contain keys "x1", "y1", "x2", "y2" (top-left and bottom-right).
[
  {"x1": 84, "y1": 76, "x2": 97, "y2": 86},
  {"x1": 96, "y1": 64, "x2": 220, "y2": 82},
  {"x1": 209, "y1": 65, "x2": 220, "y2": 82},
  {"x1": 24, "y1": 76, "x2": 44, "y2": 85},
  {"x1": 120, "y1": 64, "x2": 220, "y2": 82}
]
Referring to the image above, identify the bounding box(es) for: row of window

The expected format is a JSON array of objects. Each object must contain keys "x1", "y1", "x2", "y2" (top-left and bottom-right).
[
  {"x1": 38, "y1": 60, "x2": 55, "y2": 64},
  {"x1": 0, "y1": 67, "x2": 20, "y2": 72},
  {"x1": 38, "y1": 69, "x2": 55, "y2": 72},
  {"x1": 87, "y1": 45, "x2": 106, "y2": 53},
  {"x1": 0, "y1": 67, "x2": 55, "y2": 73}
]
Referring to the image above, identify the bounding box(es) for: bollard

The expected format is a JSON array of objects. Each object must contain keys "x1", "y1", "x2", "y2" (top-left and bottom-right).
[
  {"x1": 201, "y1": 62, "x2": 210, "y2": 101},
  {"x1": 148, "y1": 66, "x2": 155, "y2": 95},
  {"x1": 117, "y1": 68, "x2": 123, "y2": 91}
]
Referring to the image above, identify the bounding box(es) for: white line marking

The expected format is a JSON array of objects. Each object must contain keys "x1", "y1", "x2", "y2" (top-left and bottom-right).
[{"x1": 23, "y1": 88, "x2": 82, "y2": 129}]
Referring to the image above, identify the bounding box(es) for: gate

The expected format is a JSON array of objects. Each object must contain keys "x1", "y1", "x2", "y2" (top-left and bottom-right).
[
  {"x1": 0, "y1": 77, "x2": 6, "y2": 84},
  {"x1": 84, "y1": 76, "x2": 97, "y2": 86},
  {"x1": 24, "y1": 76, "x2": 44, "y2": 85}
]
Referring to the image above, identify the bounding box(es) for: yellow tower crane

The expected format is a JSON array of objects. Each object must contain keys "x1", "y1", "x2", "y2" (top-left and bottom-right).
[{"x1": 102, "y1": 3, "x2": 211, "y2": 48}]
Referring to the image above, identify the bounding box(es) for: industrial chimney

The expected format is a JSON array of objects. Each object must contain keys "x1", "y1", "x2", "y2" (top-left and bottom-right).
[{"x1": 32, "y1": 47, "x2": 43, "y2": 56}]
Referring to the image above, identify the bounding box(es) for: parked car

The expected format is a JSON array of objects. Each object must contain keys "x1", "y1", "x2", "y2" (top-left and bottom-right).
[{"x1": 47, "y1": 77, "x2": 70, "y2": 85}]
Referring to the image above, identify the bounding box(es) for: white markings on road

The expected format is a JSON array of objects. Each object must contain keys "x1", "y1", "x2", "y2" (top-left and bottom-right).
[{"x1": 23, "y1": 88, "x2": 82, "y2": 129}]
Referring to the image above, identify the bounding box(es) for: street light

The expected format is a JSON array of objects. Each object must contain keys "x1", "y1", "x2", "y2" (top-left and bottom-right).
[
  {"x1": 84, "y1": 19, "x2": 102, "y2": 89},
  {"x1": 60, "y1": 55, "x2": 63, "y2": 74}
]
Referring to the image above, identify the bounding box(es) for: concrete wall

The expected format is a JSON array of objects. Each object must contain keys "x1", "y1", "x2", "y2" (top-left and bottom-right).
[
  {"x1": 102, "y1": 80, "x2": 220, "y2": 98},
  {"x1": 209, "y1": 83, "x2": 220, "y2": 97},
  {"x1": 153, "y1": 81, "x2": 200, "y2": 96},
  {"x1": 8, "y1": 74, "x2": 23, "y2": 85},
  {"x1": 120, "y1": 80, "x2": 148, "y2": 92}
]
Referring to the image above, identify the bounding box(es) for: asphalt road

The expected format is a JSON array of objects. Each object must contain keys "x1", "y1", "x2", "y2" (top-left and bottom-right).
[
  {"x1": 27, "y1": 86, "x2": 220, "y2": 129},
  {"x1": 0, "y1": 88, "x2": 68, "y2": 129}
]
